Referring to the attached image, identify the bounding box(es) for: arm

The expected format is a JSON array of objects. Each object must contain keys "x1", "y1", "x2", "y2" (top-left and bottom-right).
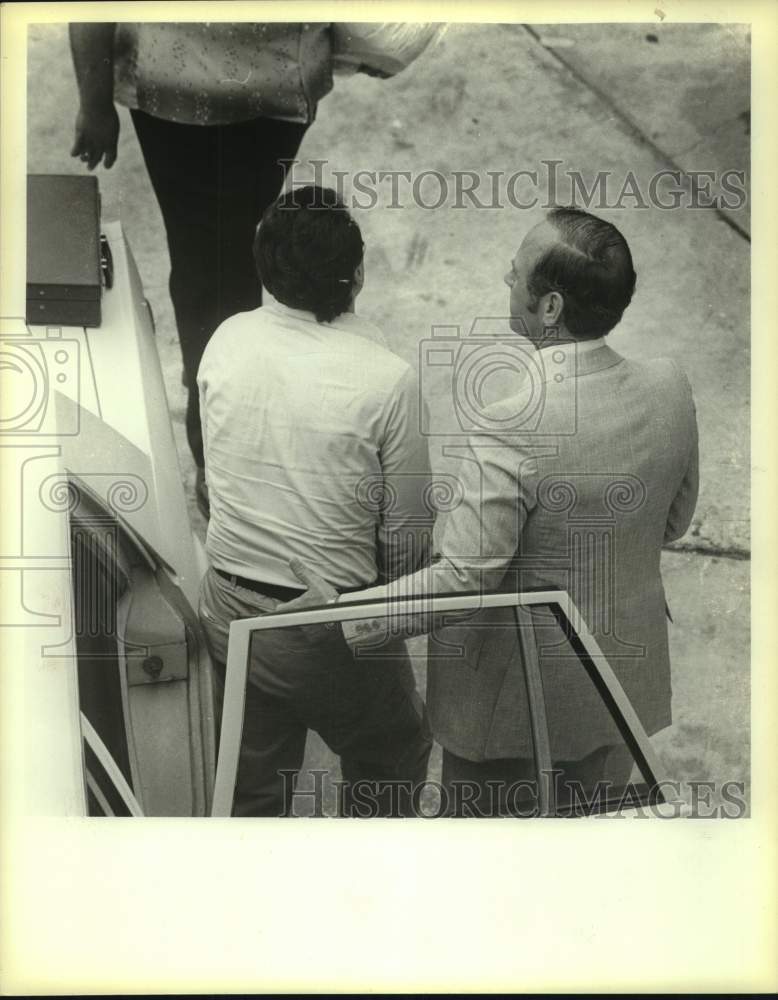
[
  {"x1": 198, "y1": 374, "x2": 209, "y2": 469},
  {"x1": 375, "y1": 367, "x2": 435, "y2": 583},
  {"x1": 364, "y1": 434, "x2": 529, "y2": 602},
  {"x1": 69, "y1": 23, "x2": 119, "y2": 170},
  {"x1": 340, "y1": 433, "x2": 532, "y2": 647},
  {"x1": 664, "y1": 380, "x2": 700, "y2": 543},
  {"x1": 282, "y1": 390, "x2": 536, "y2": 646}
]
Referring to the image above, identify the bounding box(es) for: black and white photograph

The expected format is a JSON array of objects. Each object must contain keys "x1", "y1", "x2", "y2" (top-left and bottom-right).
[{"x1": 0, "y1": 2, "x2": 775, "y2": 994}]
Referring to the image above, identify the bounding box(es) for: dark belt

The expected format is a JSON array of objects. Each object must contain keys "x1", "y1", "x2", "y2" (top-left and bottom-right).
[
  {"x1": 214, "y1": 567, "x2": 374, "y2": 603},
  {"x1": 214, "y1": 568, "x2": 304, "y2": 603}
]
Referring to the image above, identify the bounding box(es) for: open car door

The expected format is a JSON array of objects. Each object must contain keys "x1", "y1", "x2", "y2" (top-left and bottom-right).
[{"x1": 211, "y1": 591, "x2": 685, "y2": 818}]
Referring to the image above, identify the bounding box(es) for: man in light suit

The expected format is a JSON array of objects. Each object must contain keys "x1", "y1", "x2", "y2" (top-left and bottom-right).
[{"x1": 286, "y1": 207, "x2": 699, "y2": 816}]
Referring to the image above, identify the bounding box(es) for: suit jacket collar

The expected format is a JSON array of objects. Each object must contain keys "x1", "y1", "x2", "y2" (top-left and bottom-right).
[
  {"x1": 573, "y1": 343, "x2": 624, "y2": 377},
  {"x1": 535, "y1": 341, "x2": 624, "y2": 383}
]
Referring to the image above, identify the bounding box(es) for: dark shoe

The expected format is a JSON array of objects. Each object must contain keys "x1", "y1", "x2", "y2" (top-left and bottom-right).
[{"x1": 195, "y1": 467, "x2": 210, "y2": 520}]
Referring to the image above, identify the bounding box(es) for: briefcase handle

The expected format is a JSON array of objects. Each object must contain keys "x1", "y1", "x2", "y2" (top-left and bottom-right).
[{"x1": 100, "y1": 233, "x2": 114, "y2": 290}]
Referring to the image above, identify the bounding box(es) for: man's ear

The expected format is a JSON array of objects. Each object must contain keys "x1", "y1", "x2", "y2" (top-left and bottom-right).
[
  {"x1": 345, "y1": 260, "x2": 364, "y2": 313},
  {"x1": 543, "y1": 290, "x2": 564, "y2": 326},
  {"x1": 351, "y1": 260, "x2": 364, "y2": 299}
]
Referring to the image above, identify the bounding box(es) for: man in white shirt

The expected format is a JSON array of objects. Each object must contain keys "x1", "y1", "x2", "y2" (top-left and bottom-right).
[{"x1": 197, "y1": 186, "x2": 433, "y2": 816}]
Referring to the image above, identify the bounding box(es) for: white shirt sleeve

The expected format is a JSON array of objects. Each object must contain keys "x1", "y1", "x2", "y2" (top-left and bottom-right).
[{"x1": 375, "y1": 365, "x2": 435, "y2": 582}]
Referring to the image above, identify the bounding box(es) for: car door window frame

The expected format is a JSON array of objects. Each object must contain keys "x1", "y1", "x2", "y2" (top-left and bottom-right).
[{"x1": 211, "y1": 590, "x2": 672, "y2": 818}]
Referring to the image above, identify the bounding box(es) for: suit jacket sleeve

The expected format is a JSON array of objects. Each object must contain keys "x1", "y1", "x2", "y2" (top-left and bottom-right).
[
  {"x1": 340, "y1": 428, "x2": 535, "y2": 645},
  {"x1": 664, "y1": 368, "x2": 700, "y2": 543}
]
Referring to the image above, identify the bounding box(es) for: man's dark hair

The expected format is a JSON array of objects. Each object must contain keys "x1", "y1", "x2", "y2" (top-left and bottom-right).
[
  {"x1": 254, "y1": 185, "x2": 364, "y2": 323},
  {"x1": 527, "y1": 207, "x2": 637, "y2": 339}
]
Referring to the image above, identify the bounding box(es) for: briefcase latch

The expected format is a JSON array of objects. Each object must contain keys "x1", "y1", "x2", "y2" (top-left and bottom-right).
[{"x1": 100, "y1": 234, "x2": 114, "y2": 290}]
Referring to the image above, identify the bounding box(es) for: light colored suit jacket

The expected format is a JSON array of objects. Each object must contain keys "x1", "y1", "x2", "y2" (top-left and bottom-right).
[
  {"x1": 354, "y1": 339, "x2": 699, "y2": 762},
  {"x1": 424, "y1": 340, "x2": 699, "y2": 761}
]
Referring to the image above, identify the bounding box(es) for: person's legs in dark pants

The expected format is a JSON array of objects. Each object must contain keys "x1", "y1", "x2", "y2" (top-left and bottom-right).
[
  {"x1": 240, "y1": 625, "x2": 431, "y2": 818},
  {"x1": 441, "y1": 745, "x2": 636, "y2": 817},
  {"x1": 200, "y1": 568, "x2": 431, "y2": 818},
  {"x1": 554, "y1": 744, "x2": 636, "y2": 813},
  {"x1": 225, "y1": 658, "x2": 430, "y2": 819},
  {"x1": 296, "y1": 642, "x2": 432, "y2": 819},
  {"x1": 210, "y1": 657, "x2": 307, "y2": 817},
  {"x1": 441, "y1": 750, "x2": 538, "y2": 817},
  {"x1": 335, "y1": 658, "x2": 432, "y2": 818},
  {"x1": 129, "y1": 110, "x2": 308, "y2": 468}
]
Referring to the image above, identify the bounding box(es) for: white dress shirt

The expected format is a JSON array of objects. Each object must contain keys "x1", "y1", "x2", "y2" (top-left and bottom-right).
[{"x1": 198, "y1": 301, "x2": 432, "y2": 590}]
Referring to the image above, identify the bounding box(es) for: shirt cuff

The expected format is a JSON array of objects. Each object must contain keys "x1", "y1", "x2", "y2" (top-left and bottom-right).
[{"x1": 341, "y1": 615, "x2": 386, "y2": 645}]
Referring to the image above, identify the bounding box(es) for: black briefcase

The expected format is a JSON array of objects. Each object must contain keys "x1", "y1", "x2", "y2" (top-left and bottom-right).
[{"x1": 26, "y1": 174, "x2": 103, "y2": 328}]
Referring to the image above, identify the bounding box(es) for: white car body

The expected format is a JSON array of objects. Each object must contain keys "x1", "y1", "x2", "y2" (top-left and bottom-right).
[{"x1": 3, "y1": 219, "x2": 215, "y2": 817}]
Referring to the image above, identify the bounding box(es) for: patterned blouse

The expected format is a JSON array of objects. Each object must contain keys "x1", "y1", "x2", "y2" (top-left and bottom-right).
[{"x1": 113, "y1": 22, "x2": 334, "y2": 126}]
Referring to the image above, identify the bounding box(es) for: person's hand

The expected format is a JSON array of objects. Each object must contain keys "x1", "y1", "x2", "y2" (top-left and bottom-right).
[
  {"x1": 275, "y1": 559, "x2": 339, "y2": 613},
  {"x1": 71, "y1": 103, "x2": 120, "y2": 170}
]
